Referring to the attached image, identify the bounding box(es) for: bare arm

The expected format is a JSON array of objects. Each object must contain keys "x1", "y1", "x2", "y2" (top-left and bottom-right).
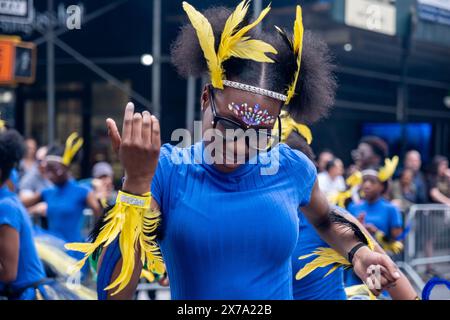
[
  {"x1": 0, "y1": 225, "x2": 19, "y2": 283},
  {"x1": 430, "y1": 188, "x2": 450, "y2": 205},
  {"x1": 95, "y1": 103, "x2": 161, "y2": 300},
  {"x1": 86, "y1": 191, "x2": 103, "y2": 221},
  {"x1": 339, "y1": 211, "x2": 418, "y2": 300},
  {"x1": 302, "y1": 181, "x2": 401, "y2": 295},
  {"x1": 20, "y1": 192, "x2": 43, "y2": 208}
]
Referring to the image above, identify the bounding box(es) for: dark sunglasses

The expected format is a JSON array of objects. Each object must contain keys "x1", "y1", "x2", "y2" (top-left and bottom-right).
[{"x1": 208, "y1": 85, "x2": 282, "y2": 151}]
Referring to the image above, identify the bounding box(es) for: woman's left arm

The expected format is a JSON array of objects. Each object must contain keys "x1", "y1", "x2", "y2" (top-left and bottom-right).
[{"x1": 302, "y1": 181, "x2": 401, "y2": 295}]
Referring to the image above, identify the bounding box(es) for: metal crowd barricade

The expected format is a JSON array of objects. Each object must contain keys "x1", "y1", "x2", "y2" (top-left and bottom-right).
[{"x1": 400, "y1": 204, "x2": 450, "y2": 291}]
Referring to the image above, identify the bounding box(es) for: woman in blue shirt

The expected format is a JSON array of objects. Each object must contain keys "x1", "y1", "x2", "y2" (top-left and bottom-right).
[
  {"x1": 0, "y1": 129, "x2": 46, "y2": 299},
  {"x1": 69, "y1": 2, "x2": 401, "y2": 300}
]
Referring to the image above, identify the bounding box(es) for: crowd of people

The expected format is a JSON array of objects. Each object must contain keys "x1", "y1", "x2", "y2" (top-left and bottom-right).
[{"x1": 316, "y1": 138, "x2": 450, "y2": 214}]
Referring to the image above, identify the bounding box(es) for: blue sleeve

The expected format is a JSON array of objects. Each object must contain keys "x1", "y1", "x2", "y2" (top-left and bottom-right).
[
  {"x1": 390, "y1": 205, "x2": 403, "y2": 229},
  {"x1": 347, "y1": 202, "x2": 358, "y2": 217},
  {"x1": 283, "y1": 145, "x2": 318, "y2": 207},
  {"x1": 151, "y1": 144, "x2": 175, "y2": 213},
  {"x1": 0, "y1": 202, "x2": 21, "y2": 232},
  {"x1": 41, "y1": 188, "x2": 50, "y2": 202},
  {"x1": 79, "y1": 184, "x2": 91, "y2": 201}
]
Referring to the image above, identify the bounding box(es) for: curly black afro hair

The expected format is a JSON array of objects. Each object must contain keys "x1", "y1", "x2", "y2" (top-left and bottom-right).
[
  {"x1": 171, "y1": 6, "x2": 337, "y2": 124},
  {"x1": 0, "y1": 129, "x2": 25, "y2": 184}
]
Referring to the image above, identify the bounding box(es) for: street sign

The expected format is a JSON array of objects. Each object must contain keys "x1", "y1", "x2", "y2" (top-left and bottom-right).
[
  {"x1": 0, "y1": 0, "x2": 34, "y2": 24},
  {"x1": 0, "y1": 37, "x2": 36, "y2": 85},
  {"x1": 417, "y1": 0, "x2": 450, "y2": 26},
  {"x1": 345, "y1": 0, "x2": 397, "y2": 36}
]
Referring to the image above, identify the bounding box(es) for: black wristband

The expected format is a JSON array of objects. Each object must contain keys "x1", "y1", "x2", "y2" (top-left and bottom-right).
[{"x1": 348, "y1": 243, "x2": 367, "y2": 264}]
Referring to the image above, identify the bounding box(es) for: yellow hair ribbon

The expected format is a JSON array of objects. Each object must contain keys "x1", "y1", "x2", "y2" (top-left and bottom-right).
[
  {"x1": 61, "y1": 132, "x2": 84, "y2": 166},
  {"x1": 278, "y1": 110, "x2": 312, "y2": 145},
  {"x1": 285, "y1": 6, "x2": 304, "y2": 105},
  {"x1": 378, "y1": 156, "x2": 399, "y2": 182},
  {"x1": 65, "y1": 191, "x2": 165, "y2": 295},
  {"x1": 182, "y1": 1, "x2": 277, "y2": 89},
  {"x1": 374, "y1": 230, "x2": 404, "y2": 255}
]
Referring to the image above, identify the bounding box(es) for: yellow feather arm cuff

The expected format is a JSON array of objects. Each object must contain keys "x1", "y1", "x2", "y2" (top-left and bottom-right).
[
  {"x1": 374, "y1": 230, "x2": 404, "y2": 254},
  {"x1": 65, "y1": 190, "x2": 165, "y2": 295},
  {"x1": 296, "y1": 212, "x2": 375, "y2": 281}
]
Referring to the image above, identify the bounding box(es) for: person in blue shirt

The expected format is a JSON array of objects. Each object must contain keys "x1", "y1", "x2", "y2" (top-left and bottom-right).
[
  {"x1": 0, "y1": 129, "x2": 46, "y2": 299},
  {"x1": 23, "y1": 137, "x2": 102, "y2": 270},
  {"x1": 68, "y1": 2, "x2": 401, "y2": 300},
  {"x1": 346, "y1": 168, "x2": 403, "y2": 288},
  {"x1": 282, "y1": 124, "x2": 346, "y2": 300},
  {"x1": 348, "y1": 171, "x2": 403, "y2": 241}
]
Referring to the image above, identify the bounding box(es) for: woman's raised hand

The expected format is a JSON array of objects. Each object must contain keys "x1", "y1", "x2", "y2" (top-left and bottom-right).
[{"x1": 106, "y1": 102, "x2": 161, "y2": 195}]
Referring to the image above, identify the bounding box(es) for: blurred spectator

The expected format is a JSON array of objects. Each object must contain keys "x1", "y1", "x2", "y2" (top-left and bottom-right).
[
  {"x1": 19, "y1": 138, "x2": 37, "y2": 177},
  {"x1": 390, "y1": 168, "x2": 418, "y2": 212},
  {"x1": 404, "y1": 150, "x2": 428, "y2": 203},
  {"x1": 428, "y1": 155, "x2": 450, "y2": 206},
  {"x1": 348, "y1": 170, "x2": 403, "y2": 240},
  {"x1": 318, "y1": 158, "x2": 346, "y2": 198},
  {"x1": 19, "y1": 146, "x2": 52, "y2": 223},
  {"x1": 351, "y1": 136, "x2": 388, "y2": 170},
  {"x1": 317, "y1": 150, "x2": 334, "y2": 173},
  {"x1": 91, "y1": 161, "x2": 117, "y2": 207},
  {"x1": 19, "y1": 146, "x2": 52, "y2": 195}
]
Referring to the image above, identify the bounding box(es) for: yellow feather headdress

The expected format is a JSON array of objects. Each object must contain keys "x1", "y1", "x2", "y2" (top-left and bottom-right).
[
  {"x1": 278, "y1": 110, "x2": 312, "y2": 145},
  {"x1": 377, "y1": 156, "x2": 399, "y2": 182},
  {"x1": 361, "y1": 156, "x2": 399, "y2": 182},
  {"x1": 275, "y1": 5, "x2": 304, "y2": 105},
  {"x1": 61, "y1": 132, "x2": 84, "y2": 166},
  {"x1": 183, "y1": 0, "x2": 277, "y2": 89}
]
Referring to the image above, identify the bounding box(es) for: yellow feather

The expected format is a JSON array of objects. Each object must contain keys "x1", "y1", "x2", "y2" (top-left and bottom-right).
[
  {"x1": 220, "y1": 0, "x2": 250, "y2": 49},
  {"x1": 219, "y1": 3, "x2": 276, "y2": 63},
  {"x1": 279, "y1": 110, "x2": 313, "y2": 145},
  {"x1": 375, "y1": 231, "x2": 404, "y2": 254},
  {"x1": 378, "y1": 156, "x2": 399, "y2": 182},
  {"x1": 293, "y1": 6, "x2": 303, "y2": 54},
  {"x1": 296, "y1": 247, "x2": 350, "y2": 281},
  {"x1": 140, "y1": 269, "x2": 156, "y2": 283},
  {"x1": 65, "y1": 194, "x2": 164, "y2": 295},
  {"x1": 182, "y1": 2, "x2": 222, "y2": 88},
  {"x1": 229, "y1": 39, "x2": 277, "y2": 63},
  {"x1": 62, "y1": 132, "x2": 83, "y2": 166},
  {"x1": 346, "y1": 171, "x2": 363, "y2": 188},
  {"x1": 285, "y1": 6, "x2": 304, "y2": 105}
]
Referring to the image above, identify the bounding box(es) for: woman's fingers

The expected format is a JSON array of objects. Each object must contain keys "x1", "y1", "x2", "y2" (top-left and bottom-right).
[
  {"x1": 106, "y1": 118, "x2": 121, "y2": 154},
  {"x1": 131, "y1": 112, "x2": 143, "y2": 143},
  {"x1": 122, "y1": 102, "x2": 135, "y2": 143},
  {"x1": 142, "y1": 111, "x2": 152, "y2": 144},
  {"x1": 150, "y1": 115, "x2": 161, "y2": 149}
]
